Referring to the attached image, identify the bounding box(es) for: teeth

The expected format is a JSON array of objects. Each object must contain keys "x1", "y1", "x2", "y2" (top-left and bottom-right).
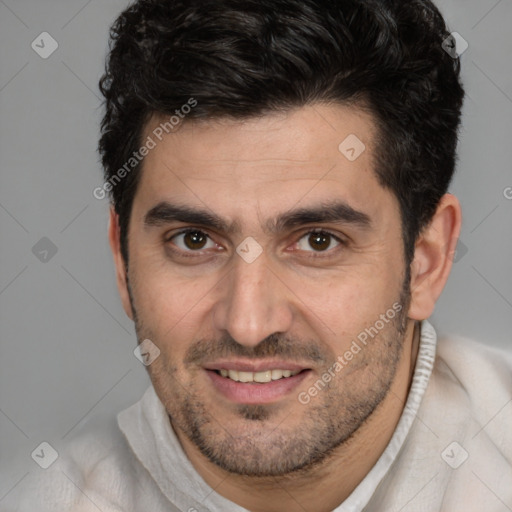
[
  {"x1": 254, "y1": 370, "x2": 272, "y2": 383},
  {"x1": 271, "y1": 369, "x2": 283, "y2": 380},
  {"x1": 238, "y1": 371, "x2": 253, "y2": 383},
  {"x1": 219, "y1": 369, "x2": 301, "y2": 382}
]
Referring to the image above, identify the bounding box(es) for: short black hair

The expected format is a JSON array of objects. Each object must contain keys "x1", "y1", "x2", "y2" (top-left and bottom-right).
[{"x1": 99, "y1": 0, "x2": 464, "y2": 265}]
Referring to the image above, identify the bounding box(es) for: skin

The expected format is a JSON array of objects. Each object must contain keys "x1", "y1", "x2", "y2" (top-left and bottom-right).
[{"x1": 109, "y1": 104, "x2": 461, "y2": 512}]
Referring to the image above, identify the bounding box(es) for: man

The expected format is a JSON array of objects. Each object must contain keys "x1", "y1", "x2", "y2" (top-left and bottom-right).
[{"x1": 10, "y1": 0, "x2": 512, "y2": 511}]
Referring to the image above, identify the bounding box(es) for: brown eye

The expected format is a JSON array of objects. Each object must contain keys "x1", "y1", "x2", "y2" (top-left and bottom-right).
[
  {"x1": 296, "y1": 230, "x2": 341, "y2": 253},
  {"x1": 170, "y1": 230, "x2": 216, "y2": 251},
  {"x1": 308, "y1": 232, "x2": 331, "y2": 251},
  {"x1": 183, "y1": 230, "x2": 207, "y2": 250}
]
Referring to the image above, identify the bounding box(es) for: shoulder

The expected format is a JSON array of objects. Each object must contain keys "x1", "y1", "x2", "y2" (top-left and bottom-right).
[
  {"x1": 435, "y1": 334, "x2": 512, "y2": 403},
  {"x1": 431, "y1": 333, "x2": 512, "y2": 456},
  {"x1": 9, "y1": 414, "x2": 161, "y2": 512},
  {"x1": 366, "y1": 331, "x2": 512, "y2": 511}
]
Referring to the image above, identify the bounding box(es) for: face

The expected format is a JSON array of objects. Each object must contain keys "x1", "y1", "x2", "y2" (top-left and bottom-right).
[{"x1": 121, "y1": 104, "x2": 411, "y2": 477}]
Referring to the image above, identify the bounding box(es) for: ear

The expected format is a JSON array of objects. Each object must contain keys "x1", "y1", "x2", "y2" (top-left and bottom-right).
[
  {"x1": 108, "y1": 206, "x2": 134, "y2": 320},
  {"x1": 408, "y1": 193, "x2": 462, "y2": 321}
]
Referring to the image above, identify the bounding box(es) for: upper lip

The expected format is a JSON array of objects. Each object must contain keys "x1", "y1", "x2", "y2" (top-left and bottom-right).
[{"x1": 202, "y1": 360, "x2": 310, "y2": 373}]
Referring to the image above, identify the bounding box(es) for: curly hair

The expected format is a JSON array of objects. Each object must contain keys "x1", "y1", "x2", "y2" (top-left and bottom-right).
[{"x1": 98, "y1": 0, "x2": 464, "y2": 265}]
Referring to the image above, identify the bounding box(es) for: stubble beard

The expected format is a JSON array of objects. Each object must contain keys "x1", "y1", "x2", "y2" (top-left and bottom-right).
[{"x1": 127, "y1": 274, "x2": 411, "y2": 477}]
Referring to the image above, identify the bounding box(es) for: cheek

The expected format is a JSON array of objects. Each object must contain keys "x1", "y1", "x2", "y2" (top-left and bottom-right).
[
  {"x1": 306, "y1": 269, "x2": 403, "y2": 349},
  {"x1": 129, "y1": 264, "x2": 216, "y2": 347}
]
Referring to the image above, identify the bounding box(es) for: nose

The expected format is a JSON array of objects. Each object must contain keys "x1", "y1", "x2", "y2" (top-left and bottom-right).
[{"x1": 212, "y1": 251, "x2": 294, "y2": 348}]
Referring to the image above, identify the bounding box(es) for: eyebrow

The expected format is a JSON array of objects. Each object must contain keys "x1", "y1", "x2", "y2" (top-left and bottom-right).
[{"x1": 143, "y1": 200, "x2": 372, "y2": 234}]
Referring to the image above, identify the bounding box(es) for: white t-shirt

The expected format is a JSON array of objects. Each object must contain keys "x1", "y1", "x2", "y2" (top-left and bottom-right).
[{"x1": 3, "y1": 321, "x2": 512, "y2": 511}]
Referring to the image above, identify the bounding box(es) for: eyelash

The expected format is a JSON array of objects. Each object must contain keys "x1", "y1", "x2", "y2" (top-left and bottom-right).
[{"x1": 165, "y1": 228, "x2": 347, "y2": 259}]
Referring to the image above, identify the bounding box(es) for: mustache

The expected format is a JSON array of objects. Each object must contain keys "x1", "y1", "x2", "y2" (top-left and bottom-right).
[{"x1": 184, "y1": 332, "x2": 329, "y2": 366}]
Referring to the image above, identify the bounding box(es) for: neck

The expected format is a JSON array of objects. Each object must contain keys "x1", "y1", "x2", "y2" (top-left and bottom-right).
[{"x1": 176, "y1": 321, "x2": 421, "y2": 512}]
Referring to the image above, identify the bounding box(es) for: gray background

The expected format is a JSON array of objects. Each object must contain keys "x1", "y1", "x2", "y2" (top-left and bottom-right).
[{"x1": 0, "y1": 0, "x2": 511, "y2": 503}]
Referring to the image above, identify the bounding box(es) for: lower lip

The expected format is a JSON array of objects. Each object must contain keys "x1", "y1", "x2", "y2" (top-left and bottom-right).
[{"x1": 206, "y1": 369, "x2": 311, "y2": 404}]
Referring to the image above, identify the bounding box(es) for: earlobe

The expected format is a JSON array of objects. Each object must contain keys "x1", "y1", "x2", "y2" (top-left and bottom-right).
[
  {"x1": 108, "y1": 207, "x2": 134, "y2": 321},
  {"x1": 408, "y1": 194, "x2": 462, "y2": 321}
]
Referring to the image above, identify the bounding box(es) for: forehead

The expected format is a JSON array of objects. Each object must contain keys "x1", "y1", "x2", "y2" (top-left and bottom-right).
[
  {"x1": 143, "y1": 103, "x2": 375, "y2": 169},
  {"x1": 132, "y1": 103, "x2": 397, "y2": 230}
]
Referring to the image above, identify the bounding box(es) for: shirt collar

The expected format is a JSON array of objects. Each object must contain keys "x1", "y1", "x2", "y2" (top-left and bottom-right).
[{"x1": 334, "y1": 319, "x2": 438, "y2": 511}]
